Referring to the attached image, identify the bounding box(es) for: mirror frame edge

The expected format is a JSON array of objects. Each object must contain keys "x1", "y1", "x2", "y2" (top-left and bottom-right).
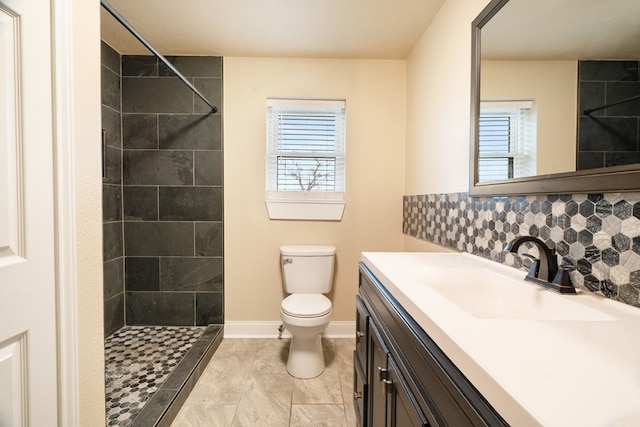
[{"x1": 469, "y1": 0, "x2": 640, "y2": 197}]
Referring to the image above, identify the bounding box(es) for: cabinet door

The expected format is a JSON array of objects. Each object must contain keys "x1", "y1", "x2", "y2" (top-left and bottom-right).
[
  {"x1": 387, "y1": 357, "x2": 429, "y2": 427},
  {"x1": 368, "y1": 322, "x2": 389, "y2": 427},
  {"x1": 354, "y1": 351, "x2": 368, "y2": 426},
  {"x1": 355, "y1": 295, "x2": 369, "y2": 369}
]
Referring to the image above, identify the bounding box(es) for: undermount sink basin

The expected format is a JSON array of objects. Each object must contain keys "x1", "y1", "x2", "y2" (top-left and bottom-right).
[{"x1": 408, "y1": 266, "x2": 616, "y2": 321}]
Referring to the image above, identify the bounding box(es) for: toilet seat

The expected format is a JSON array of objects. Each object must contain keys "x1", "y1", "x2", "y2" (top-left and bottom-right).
[{"x1": 281, "y1": 294, "x2": 332, "y2": 318}]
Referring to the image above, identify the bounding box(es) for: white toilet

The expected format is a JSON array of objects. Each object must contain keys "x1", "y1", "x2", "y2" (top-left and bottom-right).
[{"x1": 280, "y1": 245, "x2": 335, "y2": 379}]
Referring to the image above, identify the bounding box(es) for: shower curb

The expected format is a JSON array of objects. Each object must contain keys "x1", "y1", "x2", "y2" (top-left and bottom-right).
[{"x1": 128, "y1": 324, "x2": 224, "y2": 427}]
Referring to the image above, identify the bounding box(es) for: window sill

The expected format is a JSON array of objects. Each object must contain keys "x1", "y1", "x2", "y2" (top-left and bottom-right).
[{"x1": 265, "y1": 200, "x2": 345, "y2": 221}]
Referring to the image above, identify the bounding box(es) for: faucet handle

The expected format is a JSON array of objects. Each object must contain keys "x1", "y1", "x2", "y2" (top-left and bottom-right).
[
  {"x1": 552, "y1": 262, "x2": 577, "y2": 293},
  {"x1": 521, "y1": 254, "x2": 540, "y2": 278}
]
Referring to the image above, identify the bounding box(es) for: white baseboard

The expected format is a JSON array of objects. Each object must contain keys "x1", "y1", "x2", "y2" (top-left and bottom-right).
[{"x1": 224, "y1": 321, "x2": 355, "y2": 339}]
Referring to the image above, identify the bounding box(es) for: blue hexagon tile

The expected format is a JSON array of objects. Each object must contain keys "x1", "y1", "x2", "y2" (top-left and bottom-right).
[{"x1": 403, "y1": 192, "x2": 640, "y2": 308}]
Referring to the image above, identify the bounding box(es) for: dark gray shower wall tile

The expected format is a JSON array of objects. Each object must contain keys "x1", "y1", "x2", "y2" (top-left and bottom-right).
[
  {"x1": 606, "y1": 82, "x2": 640, "y2": 117},
  {"x1": 123, "y1": 114, "x2": 158, "y2": 149},
  {"x1": 101, "y1": 64, "x2": 120, "y2": 111},
  {"x1": 195, "y1": 151, "x2": 223, "y2": 186},
  {"x1": 101, "y1": 41, "x2": 120, "y2": 75},
  {"x1": 122, "y1": 77, "x2": 194, "y2": 113},
  {"x1": 126, "y1": 257, "x2": 160, "y2": 291},
  {"x1": 577, "y1": 152, "x2": 605, "y2": 171},
  {"x1": 124, "y1": 150, "x2": 193, "y2": 185},
  {"x1": 195, "y1": 293, "x2": 223, "y2": 326},
  {"x1": 578, "y1": 82, "x2": 606, "y2": 117},
  {"x1": 103, "y1": 258, "x2": 124, "y2": 300},
  {"x1": 126, "y1": 292, "x2": 195, "y2": 326},
  {"x1": 160, "y1": 56, "x2": 223, "y2": 78},
  {"x1": 103, "y1": 221, "x2": 123, "y2": 261},
  {"x1": 160, "y1": 258, "x2": 223, "y2": 292},
  {"x1": 193, "y1": 78, "x2": 222, "y2": 114},
  {"x1": 122, "y1": 55, "x2": 158, "y2": 77},
  {"x1": 125, "y1": 222, "x2": 194, "y2": 256},
  {"x1": 579, "y1": 117, "x2": 638, "y2": 151},
  {"x1": 606, "y1": 151, "x2": 640, "y2": 168},
  {"x1": 159, "y1": 187, "x2": 223, "y2": 221},
  {"x1": 102, "y1": 184, "x2": 122, "y2": 222},
  {"x1": 195, "y1": 222, "x2": 223, "y2": 256},
  {"x1": 158, "y1": 114, "x2": 221, "y2": 150},
  {"x1": 102, "y1": 106, "x2": 122, "y2": 148},
  {"x1": 580, "y1": 60, "x2": 639, "y2": 82},
  {"x1": 104, "y1": 145, "x2": 122, "y2": 185},
  {"x1": 124, "y1": 186, "x2": 158, "y2": 221},
  {"x1": 104, "y1": 293, "x2": 124, "y2": 338}
]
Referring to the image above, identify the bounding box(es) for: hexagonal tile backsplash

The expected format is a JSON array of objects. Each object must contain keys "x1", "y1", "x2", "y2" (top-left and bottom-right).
[{"x1": 403, "y1": 192, "x2": 640, "y2": 309}]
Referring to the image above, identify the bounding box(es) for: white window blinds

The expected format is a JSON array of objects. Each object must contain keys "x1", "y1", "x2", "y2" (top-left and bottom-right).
[
  {"x1": 267, "y1": 99, "x2": 346, "y2": 195},
  {"x1": 479, "y1": 100, "x2": 536, "y2": 182}
]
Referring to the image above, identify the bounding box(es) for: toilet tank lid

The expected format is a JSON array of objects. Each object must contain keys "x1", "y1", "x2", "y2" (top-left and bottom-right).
[{"x1": 280, "y1": 245, "x2": 336, "y2": 256}]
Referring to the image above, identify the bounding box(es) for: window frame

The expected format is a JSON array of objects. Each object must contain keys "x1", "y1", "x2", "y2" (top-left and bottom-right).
[
  {"x1": 265, "y1": 98, "x2": 346, "y2": 221},
  {"x1": 478, "y1": 100, "x2": 536, "y2": 183}
]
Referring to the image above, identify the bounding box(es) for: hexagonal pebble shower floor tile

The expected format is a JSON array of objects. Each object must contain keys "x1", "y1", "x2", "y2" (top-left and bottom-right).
[{"x1": 105, "y1": 326, "x2": 206, "y2": 426}]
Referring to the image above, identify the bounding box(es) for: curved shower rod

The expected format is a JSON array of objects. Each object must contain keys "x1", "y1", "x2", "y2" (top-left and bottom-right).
[{"x1": 101, "y1": 0, "x2": 218, "y2": 114}]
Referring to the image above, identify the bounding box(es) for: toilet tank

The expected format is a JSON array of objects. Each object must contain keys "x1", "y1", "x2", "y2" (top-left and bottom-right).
[{"x1": 280, "y1": 245, "x2": 336, "y2": 294}]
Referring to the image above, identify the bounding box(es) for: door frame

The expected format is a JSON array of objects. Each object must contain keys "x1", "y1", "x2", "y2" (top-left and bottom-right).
[
  {"x1": 53, "y1": 0, "x2": 79, "y2": 424},
  {"x1": 51, "y1": 0, "x2": 99, "y2": 424}
]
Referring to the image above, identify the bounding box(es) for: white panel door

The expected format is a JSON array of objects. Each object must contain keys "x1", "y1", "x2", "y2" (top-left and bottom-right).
[{"x1": 0, "y1": 0, "x2": 59, "y2": 425}]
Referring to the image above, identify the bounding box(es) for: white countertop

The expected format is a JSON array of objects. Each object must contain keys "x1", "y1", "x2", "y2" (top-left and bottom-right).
[{"x1": 361, "y1": 252, "x2": 640, "y2": 427}]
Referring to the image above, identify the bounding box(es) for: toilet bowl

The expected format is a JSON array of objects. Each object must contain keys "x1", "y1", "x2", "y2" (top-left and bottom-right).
[{"x1": 279, "y1": 245, "x2": 335, "y2": 379}]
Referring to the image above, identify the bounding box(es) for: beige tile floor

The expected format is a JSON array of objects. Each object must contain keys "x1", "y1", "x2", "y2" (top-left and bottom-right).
[{"x1": 171, "y1": 338, "x2": 358, "y2": 427}]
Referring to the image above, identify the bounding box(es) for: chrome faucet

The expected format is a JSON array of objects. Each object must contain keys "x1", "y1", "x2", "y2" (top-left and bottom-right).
[{"x1": 504, "y1": 236, "x2": 576, "y2": 294}]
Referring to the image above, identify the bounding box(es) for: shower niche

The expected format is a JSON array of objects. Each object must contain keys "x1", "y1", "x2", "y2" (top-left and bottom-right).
[{"x1": 101, "y1": 40, "x2": 224, "y2": 426}]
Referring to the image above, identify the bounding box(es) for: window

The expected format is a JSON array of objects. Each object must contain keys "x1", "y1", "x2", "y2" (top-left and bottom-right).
[
  {"x1": 266, "y1": 98, "x2": 346, "y2": 220},
  {"x1": 478, "y1": 100, "x2": 536, "y2": 182}
]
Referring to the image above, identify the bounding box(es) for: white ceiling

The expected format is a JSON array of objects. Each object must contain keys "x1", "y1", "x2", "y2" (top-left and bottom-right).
[
  {"x1": 101, "y1": 0, "x2": 640, "y2": 63},
  {"x1": 100, "y1": 0, "x2": 445, "y2": 59}
]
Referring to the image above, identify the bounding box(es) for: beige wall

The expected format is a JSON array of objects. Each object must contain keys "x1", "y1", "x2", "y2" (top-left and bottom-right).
[
  {"x1": 224, "y1": 58, "x2": 407, "y2": 322},
  {"x1": 68, "y1": 0, "x2": 106, "y2": 423},
  {"x1": 404, "y1": 0, "x2": 491, "y2": 196},
  {"x1": 403, "y1": 0, "x2": 491, "y2": 248},
  {"x1": 481, "y1": 60, "x2": 578, "y2": 175}
]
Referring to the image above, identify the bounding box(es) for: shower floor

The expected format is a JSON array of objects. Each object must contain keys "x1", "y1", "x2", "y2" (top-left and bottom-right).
[{"x1": 105, "y1": 325, "x2": 221, "y2": 426}]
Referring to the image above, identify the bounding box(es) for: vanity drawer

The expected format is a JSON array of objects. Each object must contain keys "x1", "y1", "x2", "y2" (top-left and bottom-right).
[{"x1": 355, "y1": 295, "x2": 369, "y2": 369}]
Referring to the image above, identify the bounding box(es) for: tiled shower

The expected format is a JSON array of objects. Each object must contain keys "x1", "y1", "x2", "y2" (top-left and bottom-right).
[
  {"x1": 101, "y1": 41, "x2": 223, "y2": 425},
  {"x1": 577, "y1": 60, "x2": 640, "y2": 170}
]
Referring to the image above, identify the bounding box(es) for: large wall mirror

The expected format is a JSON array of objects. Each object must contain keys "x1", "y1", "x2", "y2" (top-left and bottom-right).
[{"x1": 470, "y1": 0, "x2": 640, "y2": 196}]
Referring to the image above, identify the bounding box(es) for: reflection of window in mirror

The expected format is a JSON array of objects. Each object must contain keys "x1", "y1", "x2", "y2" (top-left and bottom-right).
[{"x1": 478, "y1": 100, "x2": 536, "y2": 182}]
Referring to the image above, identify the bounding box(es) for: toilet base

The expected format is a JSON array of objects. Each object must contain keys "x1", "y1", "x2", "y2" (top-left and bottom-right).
[{"x1": 286, "y1": 334, "x2": 325, "y2": 379}]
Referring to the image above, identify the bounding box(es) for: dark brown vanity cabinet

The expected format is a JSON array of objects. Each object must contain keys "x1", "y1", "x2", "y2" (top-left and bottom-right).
[
  {"x1": 369, "y1": 320, "x2": 428, "y2": 427},
  {"x1": 354, "y1": 295, "x2": 369, "y2": 425},
  {"x1": 355, "y1": 263, "x2": 509, "y2": 427}
]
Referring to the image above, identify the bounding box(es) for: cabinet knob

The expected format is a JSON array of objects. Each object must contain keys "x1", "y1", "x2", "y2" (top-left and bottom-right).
[
  {"x1": 354, "y1": 391, "x2": 362, "y2": 400},
  {"x1": 356, "y1": 331, "x2": 365, "y2": 339}
]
